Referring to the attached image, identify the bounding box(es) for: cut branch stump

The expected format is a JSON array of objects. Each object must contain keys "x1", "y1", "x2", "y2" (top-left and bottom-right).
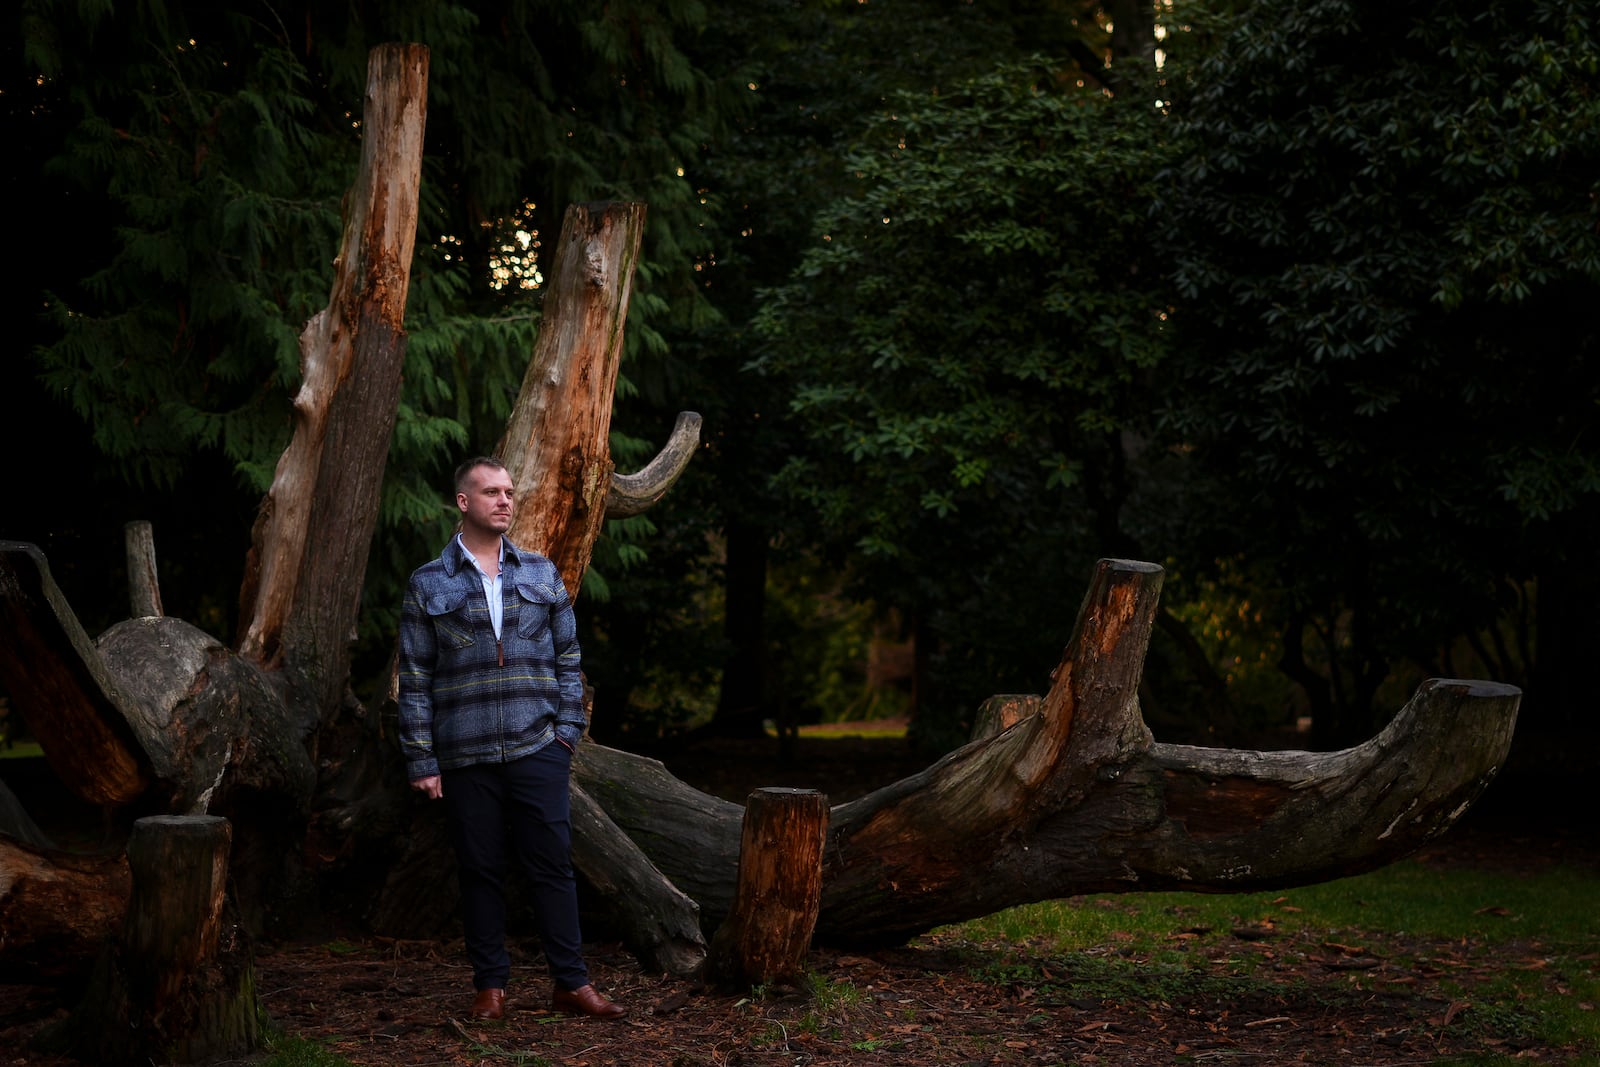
[
  {"x1": 706, "y1": 788, "x2": 830, "y2": 988},
  {"x1": 124, "y1": 520, "x2": 163, "y2": 618},
  {"x1": 54, "y1": 815, "x2": 260, "y2": 1064}
]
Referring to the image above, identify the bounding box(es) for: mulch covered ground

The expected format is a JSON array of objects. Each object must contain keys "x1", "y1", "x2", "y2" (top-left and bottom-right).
[{"x1": 3, "y1": 731, "x2": 1596, "y2": 1066}]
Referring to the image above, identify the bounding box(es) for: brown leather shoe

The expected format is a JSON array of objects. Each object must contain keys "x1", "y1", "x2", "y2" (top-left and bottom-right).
[
  {"x1": 551, "y1": 983, "x2": 626, "y2": 1019},
  {"x1": 470, "y1": 987, "x2": 505, "y2": 1021}
]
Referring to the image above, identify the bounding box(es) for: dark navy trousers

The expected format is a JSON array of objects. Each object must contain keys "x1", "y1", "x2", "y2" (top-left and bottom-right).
[{"x1": 440, "y1": 743, "x2": 589, "y2": 992}]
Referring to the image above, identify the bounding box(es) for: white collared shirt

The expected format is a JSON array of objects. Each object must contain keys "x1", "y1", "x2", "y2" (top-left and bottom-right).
[{"x1": 457, "y1": 533, "x2": 504, "y2": 638}]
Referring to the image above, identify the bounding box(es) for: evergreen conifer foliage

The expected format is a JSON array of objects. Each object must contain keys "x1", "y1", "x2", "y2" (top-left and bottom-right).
[{"x1": 27, "y1": 3, "x2": 352, "y2": 491}]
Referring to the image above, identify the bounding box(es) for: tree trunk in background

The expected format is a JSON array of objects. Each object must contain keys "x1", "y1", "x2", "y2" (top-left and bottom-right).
[
  {"x1": 712, "y1": 518, "x2": 770, "y2": 738},
  {"x1": 500, "y1": 201, "x2": 648, "y2": 598},
  {"x1": 237, "y1": 43, "x2": 429, "y2": 724}
]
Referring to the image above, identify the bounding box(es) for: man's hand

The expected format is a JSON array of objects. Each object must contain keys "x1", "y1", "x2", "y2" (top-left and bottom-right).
[{"x1": 410, "y1": 775, "x2": 443, "y2": 799}]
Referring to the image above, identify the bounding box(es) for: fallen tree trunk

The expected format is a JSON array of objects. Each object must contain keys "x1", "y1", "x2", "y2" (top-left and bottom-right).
[
  {"x1": 571, "y1": 559, "x2": 1520, "y2": 947},
  {"x1": 3, "y1": 537, "x2": 1520, "y2": 975},
  {"x1": 568, "y1": 782, "x2": 706, "y2": 977}
]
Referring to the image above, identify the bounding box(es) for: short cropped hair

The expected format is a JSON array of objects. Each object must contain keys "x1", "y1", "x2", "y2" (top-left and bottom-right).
[{"x1": 454, "y1": 456, "x2": 507, "y2": 495}]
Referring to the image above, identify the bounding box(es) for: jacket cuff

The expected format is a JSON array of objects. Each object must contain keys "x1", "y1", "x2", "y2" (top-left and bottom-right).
[
  {"x1": 555, "y1": 722, "x2": 585, "y2": 747},
  {"x1": 409, "y1": 758, "x2": 440, "y2": 781}
]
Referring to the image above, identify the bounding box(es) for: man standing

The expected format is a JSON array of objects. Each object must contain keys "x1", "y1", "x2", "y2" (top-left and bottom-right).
[{"x1": 399, "y1": 456, "x2": 626, "y2": 1021}]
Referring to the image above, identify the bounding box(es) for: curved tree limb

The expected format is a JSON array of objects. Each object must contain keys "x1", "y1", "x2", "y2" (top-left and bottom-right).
[{"x1": 606, "y1": 411, "x2": 704, "y2": 518}]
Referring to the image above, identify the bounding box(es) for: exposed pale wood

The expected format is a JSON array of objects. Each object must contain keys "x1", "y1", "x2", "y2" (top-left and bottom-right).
[
  {"x1": 706, "y1": 788, "x2": 829, "y2": 987},
  {"x1": 500, "y1": 201, "x2": 648, "y2": 597},
  {"x1": 0, "y1": 541, "x2": 150, "y2": 806},
  {"x1": 123, "y1": 520, "x2": 163, "y2": 618},
  {"x1": 606, "y1": 411, "x2": 705, "y2": 518},
  {"x1": 0, "y1": 836, "x2": 129, "y2": 980},
  {"x1": 237, "y1": 43, "x2": 430, "y2": 724},
  {"x1": 971, "y1": 694, "x2": 1038, "y2": 741}
]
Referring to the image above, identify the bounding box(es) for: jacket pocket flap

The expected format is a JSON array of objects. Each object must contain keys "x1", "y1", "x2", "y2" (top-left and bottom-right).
[
  {"x1": 515, "y1": 580, "x2": 563, "y2": 605},
  {"x1": 424, "y1": 589, "x2": 469, "y2": 615}
]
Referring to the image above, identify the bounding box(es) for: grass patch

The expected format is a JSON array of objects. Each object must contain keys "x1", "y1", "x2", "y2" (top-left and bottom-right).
[
  {"x1": 942, "y1": 856, "x2": 1600, "y2": 1055},
  {"x1": 259, "y1": 1032, "x2": 355, "y2": 1067}
]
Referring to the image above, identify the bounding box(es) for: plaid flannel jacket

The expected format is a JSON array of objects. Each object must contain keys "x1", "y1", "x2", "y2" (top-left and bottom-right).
[{"x1": 397, "y1": 535, "x2": 585, "y2": 781}]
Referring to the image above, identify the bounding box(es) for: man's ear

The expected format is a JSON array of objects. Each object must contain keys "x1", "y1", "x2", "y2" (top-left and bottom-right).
[{"x1": 456, "y1": 493, "x2": 469, "y2": 513}]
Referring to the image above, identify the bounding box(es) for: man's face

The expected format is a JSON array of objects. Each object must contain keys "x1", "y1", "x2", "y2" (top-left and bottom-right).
[{"x1": 457, "y1": 464, "x2": 515, "y2": 537}]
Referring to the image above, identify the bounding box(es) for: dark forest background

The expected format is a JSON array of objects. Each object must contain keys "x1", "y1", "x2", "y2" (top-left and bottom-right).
[{"x1": 3, "y1": 0, "x2": 1595, "y2": 795}]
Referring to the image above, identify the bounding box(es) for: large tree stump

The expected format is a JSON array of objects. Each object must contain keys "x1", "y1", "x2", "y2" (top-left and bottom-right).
[
  {"x1": 705, "y1": 788, "x2": 829, "y2": 988},
  {"x1": 56, "y1": 815, "x2": 258, "y2": 1064}
]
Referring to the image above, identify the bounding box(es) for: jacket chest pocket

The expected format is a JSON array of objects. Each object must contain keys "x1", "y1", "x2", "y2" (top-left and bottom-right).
[
  {"x1": 424, "y1": 589, "x2": 475, "y2": 650},
  {"x1": 514, "y1": 580, "x2": 561, "y2": 641}
]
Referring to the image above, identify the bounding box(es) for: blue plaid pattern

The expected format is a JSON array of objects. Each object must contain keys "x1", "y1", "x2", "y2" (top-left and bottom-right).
[{"x1": 398, "y1": 536, "x2": 585, "y2": 781}]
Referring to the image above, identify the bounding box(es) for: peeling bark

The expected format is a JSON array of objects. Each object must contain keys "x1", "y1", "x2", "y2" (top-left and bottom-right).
[
  {"x1": 499, "y1": 201, "x2": 648, "y2": 597},
  {"x1": 237, "y1": 43, "x2": 429, "y2": 723}
]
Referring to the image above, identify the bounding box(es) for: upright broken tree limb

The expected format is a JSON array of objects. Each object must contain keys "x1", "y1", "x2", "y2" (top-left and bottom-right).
[
  {"x1": 499, "y1": 201, "x2": 647, "y2": 597},
  {"x1": 473, "y1": 200, "x2": 711, "y2": 972},
  {"x1": 237, "y1": 42, "x2": 429, "y2": 720},
  {"x1": 123, "y1": 520, "x2": 163, "y2": 618},
  {"x1": 0, "y1": 44, "x2": 429, "y2": 979},
  {"x1": 706, "y1": 788, "x2": 830, "y2": 988}
]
